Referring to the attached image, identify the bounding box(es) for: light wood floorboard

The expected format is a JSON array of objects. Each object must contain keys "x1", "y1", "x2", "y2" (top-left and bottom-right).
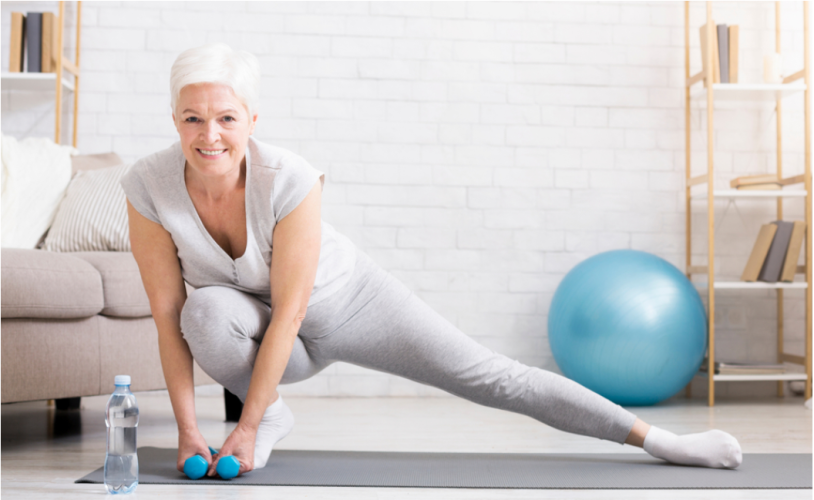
[{"x1": 2, "y1": 391, "x2": 811, "y2": 499}]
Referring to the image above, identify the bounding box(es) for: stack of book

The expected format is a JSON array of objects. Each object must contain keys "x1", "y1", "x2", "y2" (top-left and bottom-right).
[
  {"x1": 8, "y1": 11, "x2": 59, "y2": 74},
  {"x1": 700, "y1": 359, "x2": 787, "y2": 375},
  {"x1": 742, "y1": 220, "x2": 807, "y2": 283},
  {"x1": 699, "y1": 21, "x2": 739, "y2": 84},
  {"x1": 730, "y1": 174, "x2": 782, "y2": 191}
]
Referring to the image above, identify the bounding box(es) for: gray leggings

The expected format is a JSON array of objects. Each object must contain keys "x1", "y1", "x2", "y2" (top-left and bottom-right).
[{"x1": 180, "y1": 247, "x2": 638, "y2": 445}]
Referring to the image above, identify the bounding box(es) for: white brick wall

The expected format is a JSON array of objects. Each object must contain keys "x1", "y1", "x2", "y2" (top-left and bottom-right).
[{"x1": 2, "y1": 1, "x2": 811, "y2": 401}]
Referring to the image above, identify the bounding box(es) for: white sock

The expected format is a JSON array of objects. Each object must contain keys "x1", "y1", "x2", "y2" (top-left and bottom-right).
[
  {"x1": 253, "y1": 395, "x2": 295, "y2": 469},
  {"x1": 642, "y1": 425, "x2": 742, "y2": 469}
]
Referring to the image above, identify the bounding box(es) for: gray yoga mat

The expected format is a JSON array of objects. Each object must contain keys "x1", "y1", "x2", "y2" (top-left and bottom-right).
[{"x1": 76, "y1": 447, "x2": 811, "y2": 489}]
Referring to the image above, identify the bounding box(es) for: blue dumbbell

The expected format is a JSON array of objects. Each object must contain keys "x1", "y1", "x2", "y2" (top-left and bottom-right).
[
  {"x1": 183, "y1": 446, "x2": 219, "y2": 480},
  {"x1": 183, "y1": 446, "x2": 240, "y2": 480},
  {"x1": 215, "y1": 454, "x2": 240, "y2": 480}
]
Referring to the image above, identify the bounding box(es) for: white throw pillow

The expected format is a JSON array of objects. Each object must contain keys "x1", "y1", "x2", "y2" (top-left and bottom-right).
[
  {"x1": 43, "y1": 163, "x2": 131, "y2": 252},
  {"x1": 1, "y1": 135, "x2": 76, "y2": 248}
]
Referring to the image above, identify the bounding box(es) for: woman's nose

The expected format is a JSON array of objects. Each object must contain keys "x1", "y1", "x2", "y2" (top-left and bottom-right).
[{"x1": 200, "y1": 121, "x2": 220, "y2": 143}]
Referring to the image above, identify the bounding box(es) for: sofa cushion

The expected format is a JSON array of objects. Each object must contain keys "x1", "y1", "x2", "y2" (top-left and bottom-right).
[
  {"x1": 1, "y1": 135, "x2": 74, "y2": 249},
  {"x1": 1, "y1": 248, "x2": 104, "y2": 319},
  {"x1": 72, "y1": 252, "x2": 151, "y2": 318},
  {"x1": 44, "y1": 164, "x2": 130, "y2": 252}
]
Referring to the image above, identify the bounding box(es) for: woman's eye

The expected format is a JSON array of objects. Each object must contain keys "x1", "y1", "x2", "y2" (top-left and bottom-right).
[
  {"x1": 223, "y1": 116, "x2": 235, "y2": 122},
  {"x1": 185, "y1": 117, "x2": 199, "y2": 123}
]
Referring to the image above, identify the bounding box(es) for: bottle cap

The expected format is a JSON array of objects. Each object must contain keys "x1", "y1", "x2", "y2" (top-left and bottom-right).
[{"x1": 114, "y1": 375, "x2": 131, "y2": 386}]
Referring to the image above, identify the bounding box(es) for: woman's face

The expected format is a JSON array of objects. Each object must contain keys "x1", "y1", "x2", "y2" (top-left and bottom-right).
[{"x1": 173, "y1": 82, "x2": 257, "y2": 179}]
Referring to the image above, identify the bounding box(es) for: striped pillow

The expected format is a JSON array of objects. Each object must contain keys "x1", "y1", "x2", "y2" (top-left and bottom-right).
[{"x1": 43, "y1": 163, "x2": 131, "y2": 252}]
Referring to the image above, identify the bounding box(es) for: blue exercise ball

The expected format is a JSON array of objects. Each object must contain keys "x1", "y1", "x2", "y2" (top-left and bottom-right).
[{"x1": 548, "y1": 250, "x2": 707, "y2": 406}]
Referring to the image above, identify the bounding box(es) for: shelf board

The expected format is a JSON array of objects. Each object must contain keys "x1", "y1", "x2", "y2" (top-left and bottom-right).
[
  {"x1": 1, "y1": 72, "x2": 74, "y2": 92},
  {"x1": 690, "y1": 189, "x2": 807, "y2": 199},
  {"x1": 695, "y1": 371, "x2": 808, "y2": 382},
  {"x1": 693, "y1": 281, "x2": 808, "y2": 289},
  {"x1": 691, "y1": 82, "x2": 806, "y2": 101}
]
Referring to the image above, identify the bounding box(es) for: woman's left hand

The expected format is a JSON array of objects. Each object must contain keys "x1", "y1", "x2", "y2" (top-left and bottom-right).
[{"x1": 207, "y1": 424, "x2": 256, "y2": 477}]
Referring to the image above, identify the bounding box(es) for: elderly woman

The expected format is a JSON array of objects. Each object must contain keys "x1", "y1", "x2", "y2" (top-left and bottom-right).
[{"x1": 122, "y1": 44, "x2": 742, "y2": 478}]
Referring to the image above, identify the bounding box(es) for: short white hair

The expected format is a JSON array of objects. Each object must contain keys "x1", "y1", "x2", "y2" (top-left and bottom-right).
[{"x1": 170, "y1": 43, "x2": 261, "y2": 116}]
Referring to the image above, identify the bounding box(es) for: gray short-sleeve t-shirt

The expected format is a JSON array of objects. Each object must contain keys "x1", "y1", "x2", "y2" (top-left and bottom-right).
[{"x1": 120, "y1": 136, "x2": 357, "y2": 307}]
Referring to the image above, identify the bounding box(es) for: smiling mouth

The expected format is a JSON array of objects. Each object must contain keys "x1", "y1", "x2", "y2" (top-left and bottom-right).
[{"x1": 198, "y1": 148, "x2": 226, "y2": 156}]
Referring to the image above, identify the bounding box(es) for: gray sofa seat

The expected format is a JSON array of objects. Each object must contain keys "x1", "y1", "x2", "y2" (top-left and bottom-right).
[
  {"x1": 72, "y1": 252, "x2": 151, "y2": 318},
  {"x1": 1, "y1": 249, "x2": 152, "y2": 320},
  {"x1": 1, "y1": 249, "x2": 104, "y2": 319}
]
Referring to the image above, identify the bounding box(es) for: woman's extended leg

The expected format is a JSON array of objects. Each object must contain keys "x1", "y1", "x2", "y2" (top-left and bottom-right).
[
  {"x1": 308, "y1": 272, "x2": 640, "y2": 446},
  {"x1": 305, "y1": 267, "x2": 742, "y2": 469}
]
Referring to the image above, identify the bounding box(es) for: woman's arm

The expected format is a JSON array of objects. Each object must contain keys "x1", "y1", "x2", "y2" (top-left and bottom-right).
[
  {"x1": 213, "y1": 179, "x2": 322, "y2": 474},
  {"x1": 127, "y1": 201, "x2": 208, "y2": 468}
]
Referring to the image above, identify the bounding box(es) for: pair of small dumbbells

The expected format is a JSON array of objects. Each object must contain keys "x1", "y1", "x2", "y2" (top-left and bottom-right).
[{"x1": 183, "y1": 446, "x2": 240, "y2": 480}]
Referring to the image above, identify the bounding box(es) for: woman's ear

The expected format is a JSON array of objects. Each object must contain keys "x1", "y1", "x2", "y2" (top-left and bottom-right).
[{"x1": 248, "y1": 113, "x2": 258, "y2": 135}]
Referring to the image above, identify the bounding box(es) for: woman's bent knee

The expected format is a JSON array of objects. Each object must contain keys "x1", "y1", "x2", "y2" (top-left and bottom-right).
[
  {"x1": 181, "y1": 286, "x2": 247, "y2": 341},
  {"x1": 180, "y1": 286, "x2": 265, "y2": 343},
  {"x1": 180, "y1": 287, "x2": 222, "y2": 342}
]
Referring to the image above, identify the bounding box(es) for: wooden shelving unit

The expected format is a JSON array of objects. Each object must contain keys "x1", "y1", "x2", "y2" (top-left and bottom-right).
[
  {"x1": 684, "y1": 1, "x2": 812, "y2": 406},
  {"x1": 0, "y1": 1, "x2": 81, "y2": 147}
]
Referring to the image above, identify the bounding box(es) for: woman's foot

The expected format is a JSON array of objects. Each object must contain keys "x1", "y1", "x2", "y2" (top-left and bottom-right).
[
  {"x1": 253, "y1": 395, "x2": 295, "y2": 469},
  {"x1": 643, "y1": 425, "x2": 742, "y2": 469}
]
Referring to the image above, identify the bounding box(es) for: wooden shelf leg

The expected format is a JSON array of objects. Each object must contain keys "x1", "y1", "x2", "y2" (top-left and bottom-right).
[
  {"x1": 72, "y1": 2, "x2": 81, "y2": 148},
  {"x1": 684, "y1": 1, "x2": 693, "y2": 404},
  {"x1": 705, "y1": 1, "x2": 716, "y2": 408},
  {"x1": 775, "y1": 1, "x2": 787, "y2": 401},
  {"x1": 54, "y1": 1, "x2": 64, "y2": 144},
  {"x1": 805, "y1": 1, "x2": 812, "y2": 402},
  {"x1": 778, "y1": 290, "x2": 785, "y2": 398}
]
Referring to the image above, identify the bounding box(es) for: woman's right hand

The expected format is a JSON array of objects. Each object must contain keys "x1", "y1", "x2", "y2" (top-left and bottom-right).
[{"x1": 176, "y1": 428, "x2": 213, "y2": 473}]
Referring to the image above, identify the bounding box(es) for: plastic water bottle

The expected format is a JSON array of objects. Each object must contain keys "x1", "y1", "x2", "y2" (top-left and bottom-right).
[{"x1": 104, "y1": 375, "x2": 139, "y2": 494}]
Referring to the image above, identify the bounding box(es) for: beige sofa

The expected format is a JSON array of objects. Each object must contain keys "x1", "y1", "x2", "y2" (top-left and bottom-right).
[{"x1": 0, "y1": 154, "x2": 214, "y2": 404}]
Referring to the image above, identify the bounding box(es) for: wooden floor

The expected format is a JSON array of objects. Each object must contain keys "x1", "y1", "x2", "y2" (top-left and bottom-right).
[{"x1": 1, "y1": 389, "x2": 811, "y2": 499}]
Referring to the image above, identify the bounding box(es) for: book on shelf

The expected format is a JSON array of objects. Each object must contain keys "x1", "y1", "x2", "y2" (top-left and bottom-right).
[
  {"x1": 26, "y1": 12, "x2": 42, "y2": 73},
  {"x1": 41, "y1": 12, "x2": 58, "y2": 73},
  {"x1": 699, "y1": 21, "x2": 721, "y2": 85},
  {"x1": 700, "y1": 359, "x2": 788, "y2": 375},
  {"x1": 730, "y1": 173, "x2": 780, "y2": 189},
  {"x1": 717, "y1": 24, "x2": 729, "y2": 83},
  {"x1": 741, "y1": 223, "x2": 778, "y2": 282},
  {"x1": 728, "y1": 25, "x2": 739, "y2": 84},
  {"x1": 9, "y1": 12, "x2": 26, "y2": 73},
  {"x1": 758, "y1": 221, "x2": 795, "y2": 283},
  {"x1": 780, "y1": 221, "x2": 806, "y2": 282},
  {"x1": 699, "y1": 22, "x2": 739, "y2": 86},
  {"x1": 742, "y1": 221, "x2": 806, "y2": 283}
]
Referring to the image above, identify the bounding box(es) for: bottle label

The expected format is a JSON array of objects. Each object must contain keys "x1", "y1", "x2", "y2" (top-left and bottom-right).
[
  {"x1": 109, "y1": 427, "x2": 137, "y2": 455},
  {"x1": 108, "y1": 405, "x2": 138, "y2": 455}
]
